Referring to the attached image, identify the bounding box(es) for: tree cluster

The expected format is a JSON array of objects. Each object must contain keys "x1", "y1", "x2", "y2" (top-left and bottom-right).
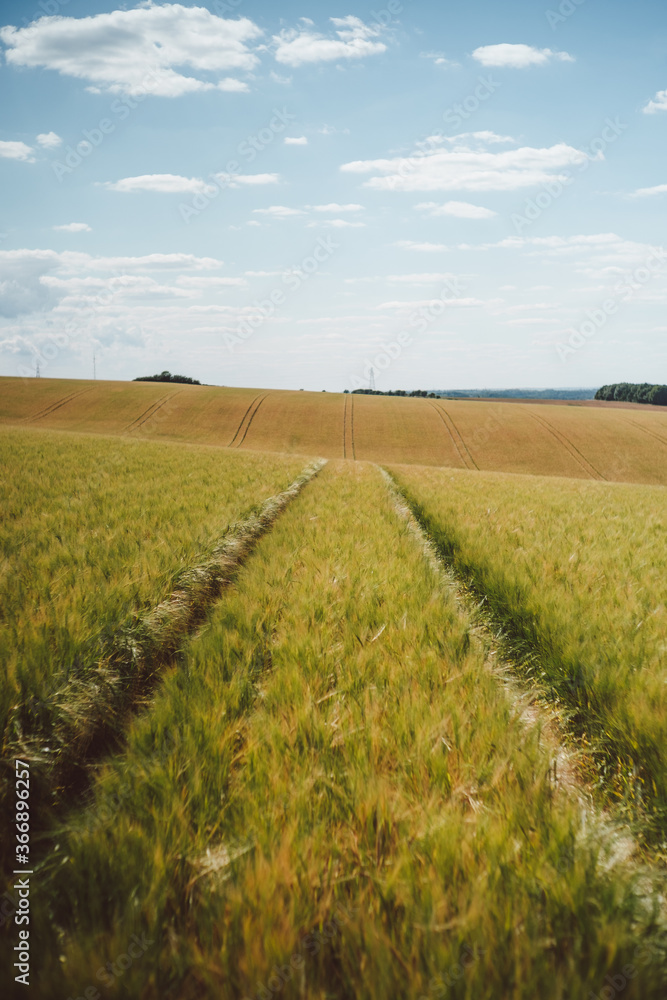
[
  {"x1": 349, "y1": 389, "x2": 438, "y2": 398},
  {"x1": 133, "y1": 371, "x2": 201, "y2": 385},
  {"x1": 595, "y1": 383, "x2": 667, "y2": 406}
]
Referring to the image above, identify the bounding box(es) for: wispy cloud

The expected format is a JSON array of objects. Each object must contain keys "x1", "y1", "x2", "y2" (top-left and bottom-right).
[
  {"x1": 252, "y1": 206, "x2": 306, "y2": 218},
  {"x1": 472, "y1": 44, "x2": 574, "y2": 68},
  {"x1": 103, "y1": 174, "x2": 217, "y2": 194},
  {"x1": 217, "y1": 173, "x2": 281, "y2": 187},
  {"x1": 394, "y1": 240, "x2": 449, "y2": 252},
  {"x1": 307, "y1": 219, "x2": 365, "y2": 228},
  {"x1": 53, "y1": 222, "x2": 92, "y2": 232},
  {"x1": 309, "y1": 203, "x2": 364, "y2": 212},
  {"x1": 630, "y1": 183, "x2": 667, "y2": 197},
  {"x1": 643, "y1": 89, "x2": 667, "y2": 114},
  {"x1": 416, "y1": 201, "x2": 497, "y2": 219},
  {"x1": 0, "y1": 140, "x2": 35, "y2": 162},
  {"x1": 273, "y1": 16, "x2": 386, "y2": 67},
  {"x1": 420, "y1": 51, "x2": 459, "y2": 68},
  {"x1": 342, "y1": 134, "x2": 588, "y2": 192}
]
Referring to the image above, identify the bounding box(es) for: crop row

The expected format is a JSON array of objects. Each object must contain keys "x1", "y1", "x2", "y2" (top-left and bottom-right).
[
  {"x1": 390, "y1": 464, "x2": 667, "y2": 839},
  {"x1": 29, "y1": 462, "x2": 665, "y2": 999}
]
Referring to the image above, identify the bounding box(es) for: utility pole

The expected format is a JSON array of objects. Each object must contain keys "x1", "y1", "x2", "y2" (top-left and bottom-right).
[{"x1": 93, "y1": 353, "x2": 96, "y2": 380}]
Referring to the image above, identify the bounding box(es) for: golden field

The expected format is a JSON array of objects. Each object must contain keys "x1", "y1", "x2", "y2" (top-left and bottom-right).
[
  {"x1": 2, "y1": 376, "x2": 667, "y2": 483},
  {"x1": 2, "y1": 379, "x2": 667, "y2": 998}
]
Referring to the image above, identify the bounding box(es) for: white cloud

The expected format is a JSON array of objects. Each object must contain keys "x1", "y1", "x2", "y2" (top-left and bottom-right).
[
  {"x1": 36, "y1": 131, "x2": 62, "y2": 148},
  {"x1": 643, "y1": 90, "x2": 667, "y2": 114},
  {"x1": 284, "y1": 136, "x2": 308, "y2": 145},
  {"x1": 103, "y1": 174, "x2": 217, "y2": 195},
  {"x1": 394, "y1": 240, "x2": 449, "y2": 252},
  {"x1": 471, "y1": 44, "x2": 574, "y2": 68},
  {"x1": 387, "y1": 273, "x2": 460, "y2": 284},
  {"x1": 0, "y1": 140, "x2": 35, "y2": 162},
  {"x1": 273, "y1": 16, "x2": 386, "y2": 67},
  {"x1": 341, "y1": 134, "x2": 589, "y2": 192},
  {"x1": 307, "y1": 219, "x2": 365, "y2": 228},
  {"x1": 420, "y1": 51, "x2": 459, "y2": 68},
  {"x1": 376, "y1": 296, "x2": 482, "y2": 306},
  {"x1": 0, "y1": 249, "x2": 62, "y2": 316},
  {"x1": 53, "y1": 223, "x2": 92, "y2": 232},
  {"x1": 214, "y1": 172, "x2": 281, "y2": 187},
  {"x1": 217, "y1": 78, "x2": 250, "y2": 93},
  {"x1": 252, "y1": 205, "x2": 305, "y2": 218},
  {"x1": 0, "y1": 3, "x2": 261, "y2": 98},
  {"x1": 631, "y1": 183, "x2": 667, "y2": 197},
  {"x1": 0, "y1": 247, "x2": 242, "y2": 343},
  {"x1": 310, "y1": 203, "x2": 364, "y2": 212},
  {"x1": 73, "y1": 252, "x2": 225, "y2": 271},
  {"x1": 318, "y1": 124, "x2": 350, "y2": 135},
  {"x1": 175, "y1": 276, "x2": 247, "y2": 289},
  {"x1": 416, "y1": 200, "x2": 497, "y2": 219}
]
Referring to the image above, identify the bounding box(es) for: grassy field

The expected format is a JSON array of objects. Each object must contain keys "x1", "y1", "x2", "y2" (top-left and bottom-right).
[
  {"x1": 0, "y1": 427, "x2": 303, "y2": 767},
  {"x1": 2, "y1": 386, "x2": 667, "y2": 997},
  {"x1": 390, "y1": 464, "x2": 667, "y2": 839},
  {"x1": 18, "y1": 461, "x2": 663, "y2": 999},
  {"x1": 3, "y1": 377, "x2": 667, "y2": 483}
]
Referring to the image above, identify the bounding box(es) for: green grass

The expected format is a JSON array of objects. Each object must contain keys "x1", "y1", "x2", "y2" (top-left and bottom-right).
[
  {"x1": 0, "y1": 426, "x2": 302, "y2": 759},
  {"x1": 28, "y1": 462, "x2": 666, "y2": 1000},
  {"x1": 389, "y1": 464, "x2": 667, "y2": 840}
]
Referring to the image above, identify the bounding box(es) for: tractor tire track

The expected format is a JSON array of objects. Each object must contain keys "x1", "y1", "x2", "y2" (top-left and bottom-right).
[
  {"x1": 623, "y1": 416, "x2": 667, "y2": 449},
  {"x1": 382, "y1": 466, "x2": 666, "y2": 887},
  {"x1": 350, "y1": 394, "x2": 356, "y2": 460},
  {"x1": 126, "y1": 391, "x2": 183, "y2": 433},
  {"x1": 1, "y1": 460, "x2": 326, "y2": 871},
  {"x1": 235, "y1": 392, "x2": 269, "y2": 448},
  {"x1": 23, "y1": 386, "x2": 95, "y2": 423},
  {"x1": 343, "y1": 395, "x2": 348, "y2": 459},
  {"x1": 528, "y1": 409, "x2": 606, "y2": 481},
  {"x1": 228, "y1": 392, "x2": 268, "y2": 448},
  {"x1": 428, "y1": 402, "x2": 477, "y2": 470}
]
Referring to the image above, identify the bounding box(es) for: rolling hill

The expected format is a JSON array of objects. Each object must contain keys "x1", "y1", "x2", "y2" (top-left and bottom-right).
[{"x1": 2, "y1": 375, "x2": 667, "y2": 484}]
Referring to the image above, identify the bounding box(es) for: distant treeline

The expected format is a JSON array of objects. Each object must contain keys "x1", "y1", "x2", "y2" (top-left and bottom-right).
[
  {"x1": 134, "y1": 371, "x2": 201, "y2": 385},
  {"x1": 439, "y1": 388, "x2": 597, "y2": 400},
  {"x1": 595, "y1": 383, "x2": 667, "y2": 405},
  {"x1": 349, "y1": 389, "x2": 438, "y2": 397}
]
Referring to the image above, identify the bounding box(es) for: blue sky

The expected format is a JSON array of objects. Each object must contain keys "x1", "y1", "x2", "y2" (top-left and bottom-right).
[{"x1": 1, "y1": 0, "x2": 666, "y2": 390}]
